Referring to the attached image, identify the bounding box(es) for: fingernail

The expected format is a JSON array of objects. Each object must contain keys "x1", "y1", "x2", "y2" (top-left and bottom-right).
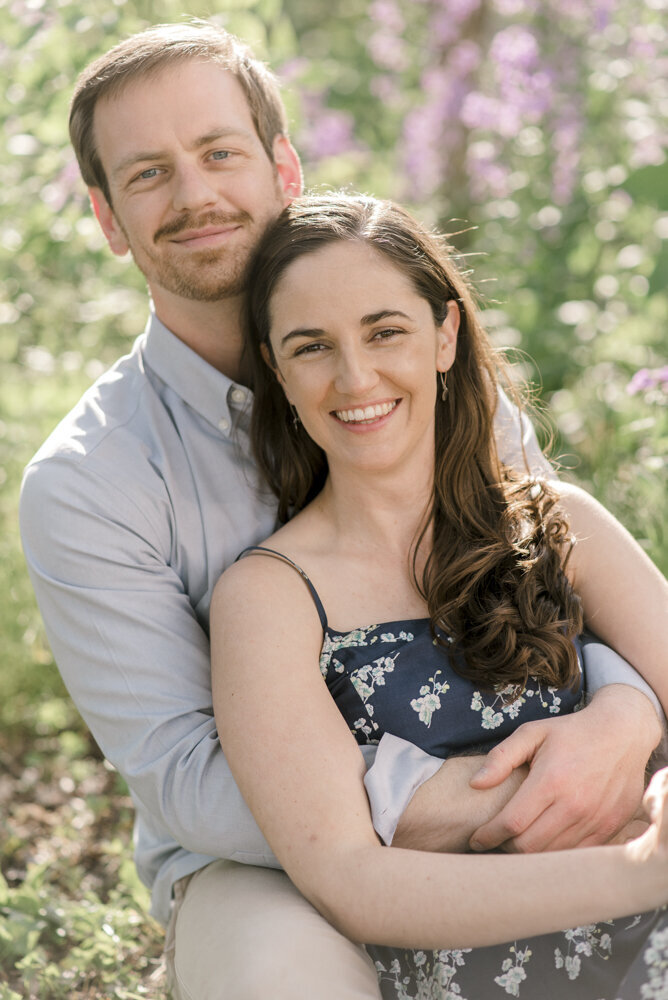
[
  {"x1": 473, "y1": 766, "x2": 487, "y2": 780},
  {"x1": 469, "y1": 840, "x2": 483, "y2": 852}
]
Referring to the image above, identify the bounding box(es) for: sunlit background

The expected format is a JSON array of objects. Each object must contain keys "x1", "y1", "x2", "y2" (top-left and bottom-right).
[{"x1": 1, "y1": 1, "x2": 666, "y2": 995}]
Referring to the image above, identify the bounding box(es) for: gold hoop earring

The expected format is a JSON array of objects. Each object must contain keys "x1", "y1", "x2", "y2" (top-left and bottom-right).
[{"x1": 439, "y1": 372, "x2": 448, "y2": 401}]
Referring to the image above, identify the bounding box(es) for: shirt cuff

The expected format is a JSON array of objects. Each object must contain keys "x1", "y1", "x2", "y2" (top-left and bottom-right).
[
  {"x1": 582, "y1": 634, "x2": 668, "y2": 767},
  {"x1": 363, "y1": 733, "x2": 443, "y2": 845}
]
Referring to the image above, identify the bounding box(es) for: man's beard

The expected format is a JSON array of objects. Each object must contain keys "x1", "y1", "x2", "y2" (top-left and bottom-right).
[
  {"x1": 150, "y1": 246, "x2": 250, "y2": 301},
  {"x1": 126, "y1": 210, "x2": 260, "y2": 302}
]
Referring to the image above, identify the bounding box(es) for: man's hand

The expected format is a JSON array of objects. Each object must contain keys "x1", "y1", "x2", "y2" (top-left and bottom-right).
[
  {"x1": 468, "y1": 685, "x2": 661, "y2": 853},
  {"x1": 392, "y1": 754, "x2": 528, "y2": 853}
]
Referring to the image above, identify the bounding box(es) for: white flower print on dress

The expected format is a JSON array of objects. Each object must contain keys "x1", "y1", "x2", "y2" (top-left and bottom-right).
[
  {"x1": 411, "y1": 671, "x2": 450, "y2": 728},
  {"x1": 470, "y1": 678, "x2": 568, "y2": 731},
  {"x1": 524, "y1": 679, "x2": 565, "y2": 715},
  {"x1": 343, "y1": 651, "x2": 403, "y2": 737},
  {"x1": 350, "y1": 653, "x2": 399, "y2": 703},
  {"x1": 494, "y1": 945, "x2": 531, "y2": 996},
  {"x1": 639, "y1": 924, "x2": 668, "y2": 999},
  {"x1": 319, "y1": 624, "x2": 378, "y2": 677},
  {"x1": 471, "y1": 685, "x2": 525, "y2": 730},
  {"x1": 320, "y1": 626, "x2": 414, "y2": 677},
  {"x1": 375, "y1": 948, "x2": 472, "y2": 999},
  {"x1": 554, "y1": 923, "x2": 613, "y2": 981}
]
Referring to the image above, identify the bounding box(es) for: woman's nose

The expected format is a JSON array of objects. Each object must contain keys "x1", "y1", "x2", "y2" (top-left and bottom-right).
[{"x1": 333, "y1": 348, "x2": 379, "y2": 396}]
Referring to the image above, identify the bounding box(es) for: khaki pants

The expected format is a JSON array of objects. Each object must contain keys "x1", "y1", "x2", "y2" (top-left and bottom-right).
[{"x1": 165, "y1": 860, "x2": 382, "y2": 999}]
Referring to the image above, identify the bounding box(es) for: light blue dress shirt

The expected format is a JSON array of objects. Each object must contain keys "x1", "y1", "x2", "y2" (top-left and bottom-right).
[{"x1": 20, "y1": 312, "x2": 663, "y2": 925}]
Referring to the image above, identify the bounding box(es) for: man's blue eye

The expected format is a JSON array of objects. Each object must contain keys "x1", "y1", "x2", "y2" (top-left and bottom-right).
[
  {"x1": 140, "y1": 168, "x2": 159, "y2": 179},
  {"x1": 211, "y1": 150, "x2": 230, "y2": 160}
]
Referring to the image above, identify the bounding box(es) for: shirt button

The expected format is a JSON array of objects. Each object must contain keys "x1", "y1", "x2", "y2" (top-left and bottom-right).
[
  {"x1": 230, "y1": 387, "x2": 247, "y2": 404},
  {"x1": 218, "y1": 417, "x2": 230, "y2": 432}
]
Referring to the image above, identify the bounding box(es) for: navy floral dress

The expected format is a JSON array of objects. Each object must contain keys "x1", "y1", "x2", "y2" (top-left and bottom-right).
[{"x1": 243, "y1": 547, "x2": 668, "y2": 999}]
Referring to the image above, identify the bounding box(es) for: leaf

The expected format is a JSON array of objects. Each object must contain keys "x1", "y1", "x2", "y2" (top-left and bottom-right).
[{"x1": 623, "y1": 162, "x2": 668, "y2": 210}]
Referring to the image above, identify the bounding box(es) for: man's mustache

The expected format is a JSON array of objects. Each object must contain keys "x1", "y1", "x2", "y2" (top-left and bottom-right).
[{"x1": 154, "y1": 211, "x2": 251, "y2": 242}]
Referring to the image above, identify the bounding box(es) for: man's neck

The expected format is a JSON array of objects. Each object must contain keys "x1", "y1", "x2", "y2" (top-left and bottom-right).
[{"x1": 151, "y1": 289, "x2": 249, "y2": 384}]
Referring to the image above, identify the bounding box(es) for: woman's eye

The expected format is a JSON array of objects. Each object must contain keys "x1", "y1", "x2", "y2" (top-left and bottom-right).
[
  {"x1": 374, "y1": 328, "x2": 402, "y2": 341},
  {"x1": 294, "y1": 342, "x2": 326, "y2": 357}
]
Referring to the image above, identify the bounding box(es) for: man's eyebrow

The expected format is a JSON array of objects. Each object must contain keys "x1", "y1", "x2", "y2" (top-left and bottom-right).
[
  {"x1": 110, "y1": 128, "x2": 257, "y2": 180},
  {"x1": 279, "y1": 311, "x2": 412, "y2": 347}
]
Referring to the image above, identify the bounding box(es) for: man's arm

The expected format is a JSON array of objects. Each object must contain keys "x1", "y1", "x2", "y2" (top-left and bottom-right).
[
  {"x1": 20, "y1": 456, "x2": 278, "y2": 866},
  {"x1": 364, "y1": 734, "x2": 528, "y2": 850}
]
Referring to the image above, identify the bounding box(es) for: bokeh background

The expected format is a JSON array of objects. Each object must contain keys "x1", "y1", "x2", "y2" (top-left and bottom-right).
[{"x1": 1, "y1": 0, "x2": 666, "y2": 996}]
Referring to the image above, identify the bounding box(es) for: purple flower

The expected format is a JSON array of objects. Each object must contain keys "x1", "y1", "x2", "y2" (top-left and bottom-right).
[
  {"x1": 490, "y1": 26, "x2": 539, "y2": 73},
  {"x1": 297, "y1": 91, "x2": 358, "y2": 162},
  {"x1": 461, "y1": 91, "x2": 522, "y2": 137},
  {"x1": 369, "y1": 0, "x2": 405, "y2": 33},
  {"x1": 449, "y1": 40, "x2": 481, "y2": 76},
  {"x1": 627, "y1": 367, "x2": 668, "y2": 398},
  {"x1": 492, "y1": 0, "x2": 539, "y2": 15},
  {"x1": 434, "y1": 0, "x2": 482, "y2": 21},
  {"x1": 278, "y1": 58, "x2": 309, "y2": 83},
  {"x1": 367, "y1": 29, "x2": 409, "y2": 71}
]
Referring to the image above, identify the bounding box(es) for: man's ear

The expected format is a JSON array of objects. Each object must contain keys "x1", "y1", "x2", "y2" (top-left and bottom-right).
[
  {"x1": 89, "y1": 187, "x2": 130, "y2": 257},
  {"x1": 272, "y1": 135, "x2": 303, "y2": 206},
  {"x1": 436, "y1": 299, "x2": 460, "y2": 374}
]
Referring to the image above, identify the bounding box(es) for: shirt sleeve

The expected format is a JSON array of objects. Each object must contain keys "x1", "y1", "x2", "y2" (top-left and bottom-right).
[
  {"x1": 582, "y1": 633, "x2": 668, "y2": 764},
  {"x1": 364, "y1": 734, "x2": 443, "y2": 845},
  {"x1": 19, "y1": 455, "x2": 279, "y2": 867},
  {"x1": 493, "y1": 386, "x2": 555, "y2": 477}
]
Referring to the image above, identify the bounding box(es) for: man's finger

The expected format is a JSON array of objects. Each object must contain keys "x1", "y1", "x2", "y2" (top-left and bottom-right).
[
  {"x1": 469, "y1": 782, "x2": 553, "y2": 851},
  {"x1": 503, "y1": 812, "x2": 595, "y2": 854},
  {"x1": 469, "y1": 724, "x2": 546, "y2": 789}
]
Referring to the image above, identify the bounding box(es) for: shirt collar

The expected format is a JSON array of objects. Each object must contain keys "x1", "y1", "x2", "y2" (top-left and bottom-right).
[{"x1": 141, "y1": 312, "x2": 252, "y2": 437}]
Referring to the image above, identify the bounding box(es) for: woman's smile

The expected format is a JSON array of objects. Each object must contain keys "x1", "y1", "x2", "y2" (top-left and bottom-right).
[{"x1": 332, "y1": 399, "x2": 400, "y2": 428}]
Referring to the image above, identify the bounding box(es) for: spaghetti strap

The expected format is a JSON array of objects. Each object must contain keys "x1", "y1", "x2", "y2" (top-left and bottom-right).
[{"x1": 236, "y1": 545, "x2": 328, "y2": 631}]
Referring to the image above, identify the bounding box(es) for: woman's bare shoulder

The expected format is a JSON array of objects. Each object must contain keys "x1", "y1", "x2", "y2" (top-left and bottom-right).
[{"x1": 212, "y1": 526, "x2": 326, "y2": 645}]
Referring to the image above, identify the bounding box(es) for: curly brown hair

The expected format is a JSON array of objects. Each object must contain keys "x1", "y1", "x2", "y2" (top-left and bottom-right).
[{"x1": 244, "y1": 193, "x2": 583, "y2": 692}]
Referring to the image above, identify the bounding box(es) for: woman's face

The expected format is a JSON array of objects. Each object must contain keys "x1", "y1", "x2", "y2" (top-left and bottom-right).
[{"x1": 266, "y1": 239, "x2": 458, "y2": 478}]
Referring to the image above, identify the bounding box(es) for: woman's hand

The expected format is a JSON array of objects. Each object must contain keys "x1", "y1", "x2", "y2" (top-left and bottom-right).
[{"x1": 629, "y1": 767, "x2": 668, "y2": 860}]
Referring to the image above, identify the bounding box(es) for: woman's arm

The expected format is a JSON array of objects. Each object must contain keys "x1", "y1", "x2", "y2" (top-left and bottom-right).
[
  {"x1": 559, "y1": 480, "x2": 668, "y2": 711},
  {"x1": 211, "y1": 555, "x2": 668, "y2": 950}
]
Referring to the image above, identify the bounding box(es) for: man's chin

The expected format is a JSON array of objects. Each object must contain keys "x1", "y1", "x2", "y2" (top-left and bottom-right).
[{"x1": 154, "y1": 264, "x2": 248, "y2": 302}]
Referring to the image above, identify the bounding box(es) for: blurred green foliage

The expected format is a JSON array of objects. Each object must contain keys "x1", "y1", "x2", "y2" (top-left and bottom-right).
[{"x1": 1, "y1": 0, "x2": 666, "y2": 995}]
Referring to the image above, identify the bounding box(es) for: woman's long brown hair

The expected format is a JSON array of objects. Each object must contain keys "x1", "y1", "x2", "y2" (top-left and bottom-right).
[{"x1": 244, "y1": 193, "x2": 582, "y2": 692}]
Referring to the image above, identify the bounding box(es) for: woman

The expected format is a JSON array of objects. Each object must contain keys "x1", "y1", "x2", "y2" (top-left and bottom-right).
[{"x1": 210, "y1": 193, "x2": 668, "y2": 998}]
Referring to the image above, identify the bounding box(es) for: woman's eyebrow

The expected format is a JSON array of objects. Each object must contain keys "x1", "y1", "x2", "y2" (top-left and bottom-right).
[
  {"x1": 279, "y1": 310, "x2": 413, "y2": 348},
  {"x1": 360, "y1": 309, "x2": 411, "y2": 325},
  {"x1": 280, "y1": 327, "x2": 325, "y2": 347}
]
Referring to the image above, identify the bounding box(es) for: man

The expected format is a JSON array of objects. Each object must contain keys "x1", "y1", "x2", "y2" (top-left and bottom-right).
[{"x1": 19, "y1": 20, "x2": 663, "y2": 1000}]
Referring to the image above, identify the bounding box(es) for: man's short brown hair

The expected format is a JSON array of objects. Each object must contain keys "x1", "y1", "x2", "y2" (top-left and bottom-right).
[{"x1": 69, "y1": 19, "x2": 289, "y2": 205}]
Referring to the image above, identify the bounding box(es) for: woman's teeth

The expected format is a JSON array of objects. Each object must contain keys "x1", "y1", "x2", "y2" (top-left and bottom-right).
[{"x1": 335, "y1": 401, "x2": 397, "y2": 423}]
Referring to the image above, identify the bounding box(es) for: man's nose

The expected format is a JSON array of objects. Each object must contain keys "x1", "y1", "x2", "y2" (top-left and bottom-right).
[{"x1": 171, "y1": 163, "x2": 220, "y2": 214}]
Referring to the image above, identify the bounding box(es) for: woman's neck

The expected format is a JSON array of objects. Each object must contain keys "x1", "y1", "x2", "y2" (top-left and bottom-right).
[{"x1": 315, "y1": 460, "x2": 433, "y2": 560}]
